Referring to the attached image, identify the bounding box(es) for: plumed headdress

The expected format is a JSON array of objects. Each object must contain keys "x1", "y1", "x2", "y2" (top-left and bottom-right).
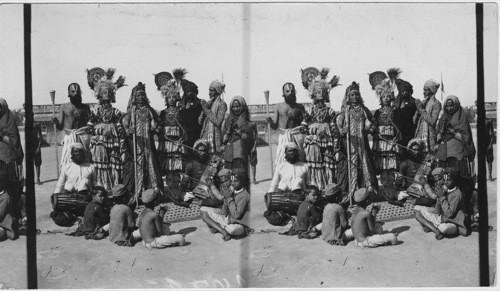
[
  {"x1": 341, "y1": 81, "x2": 364, "y2": 108},
  {"x1": 155, "y1": 68, "x2": 187, "y2": 100},
  {"x1": 307, "y1": 68, "x2": 340, "y2": 103},
  {"x1": 91, "y1": 68, "x2": 126, "y2": 103}
]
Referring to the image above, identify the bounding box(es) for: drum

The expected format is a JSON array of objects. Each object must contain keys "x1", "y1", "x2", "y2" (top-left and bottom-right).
[
  {"x1": 51, "y1": 192, "x2": 92, "y2": 216},
  {"x1": 265, "y1": 191, "x2": 305, "y2": 215}
]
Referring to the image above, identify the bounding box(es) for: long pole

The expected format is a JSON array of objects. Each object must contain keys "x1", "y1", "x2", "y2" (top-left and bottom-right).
[
  {"x1": 132, "y1": 106, "x2": 139, "y2": 207},
  {"x1": 345, "y1": 105, "x2": 353, "y2": 206},
  {"x1": 264, "y1": 90, "x2": 274, "y2": 174},
  {"x1": 50, "y1": 90, "x2": 59, "y2": 177},
  {"x1": 476, "y1": 3, "x2": 490, "y2": 286}
]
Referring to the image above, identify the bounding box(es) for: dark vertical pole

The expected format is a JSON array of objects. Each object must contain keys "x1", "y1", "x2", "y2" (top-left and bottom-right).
[
  {"x1": 24, "y1": 4, "x2": 38, "y2": 289},
  {"x1": 475, "y1": 2, "x2": 489, "y2": 287}
]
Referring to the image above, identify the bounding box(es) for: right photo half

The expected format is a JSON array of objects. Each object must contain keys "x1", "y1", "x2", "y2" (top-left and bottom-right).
[{"x1": 242, "y1": 2, "x2": 497, "y2": 287}]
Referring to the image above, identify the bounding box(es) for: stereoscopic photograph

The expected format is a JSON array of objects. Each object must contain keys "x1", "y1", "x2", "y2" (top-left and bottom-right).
[{"x1": 0, "y1": 1, "x2": 497, "y2": 289}]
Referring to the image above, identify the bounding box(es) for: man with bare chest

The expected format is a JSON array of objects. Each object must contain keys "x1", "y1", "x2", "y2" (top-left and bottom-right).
[
  {"x1": 52, "y1": 83, "x2": 92, "y2": 168},
  {"x1": 266, "y1": 83, "x2": 306, "y2": 166}
]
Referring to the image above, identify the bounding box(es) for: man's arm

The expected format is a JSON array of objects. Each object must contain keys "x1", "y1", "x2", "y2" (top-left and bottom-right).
[
  {"x1": 155, "y1": 213, "x2": 164, "y2": 235},
  {"x1": 438, "y1": 191, "x2": 462, "y2": 220},
  {"x1": 417, "y1": 101, "x2": 441, "y2": 127},
  {"x1": 267, "y1": 104, "x2": 280, "y2": 130},
  {"x1": 366, "y1": 206, "x2": 379, "y2": 233},
  {"x1": 53, "y1": 104, "x2": 65, "y2": 130},
  {"x1": 227, "y1": 192, "x2": 250, "y2": 223},
  {"x1": 203, "y1": 101, "x2": 227, "y2": 129},
  {"x1": 54, "y1": 165, "x2": 68, "y2": 193}
]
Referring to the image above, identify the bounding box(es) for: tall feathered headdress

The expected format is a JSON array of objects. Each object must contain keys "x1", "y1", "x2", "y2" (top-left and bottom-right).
[
  {"x1": 155, "y1": 68, "x2": 187, "y2": 100},
  {"x1": 373, "y1": 68, "x2": 402, "y2": 100},
  {"x1": 127, "y1": 82, "x2": 150, "y2": 109},
  {"x1": 92, "y1": 68, "x2": 127, "y2": 103},
  {"x1": 307, "y1": 67, "x2": 340, "y2": 103}
]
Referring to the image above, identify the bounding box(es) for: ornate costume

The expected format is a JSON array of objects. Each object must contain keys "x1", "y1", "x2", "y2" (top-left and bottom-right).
[
  {"x1": 337, "y1": 82, "x2": 378, "y2": 198},
  {"x1": 124, "y1": 82, "x2": 164, "y2": 202},
  {"x1": 372, "y1": 78, "x2": 402, "y2": 174},
  {"x1": 302, "y1": 68, "x2": 340, "y2": 190},
  {"x1": 88, "y1": 68, "x2": 126, "y2": 191}
]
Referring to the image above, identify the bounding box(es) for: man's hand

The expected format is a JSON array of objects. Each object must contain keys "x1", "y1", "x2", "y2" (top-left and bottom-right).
[
  {"x1": 205, "y1": 177, "x2": 214, "y2": 188},
  {"x1": 1, "y1": 135, "x2": 9, "y2": 144},
  {"x1": 266, "y1": 117, "x2": 273, "y2": 124},
  {"x1": 126, "y1": 126, "x2": 135, "y2": 136},
  {"x1": 158, "y1": 205, "x2": 167, "y2": 217},
  {"x1": 52, "y1": 117, "x2": 59, "y2": 125},
  {"x1": 200, "y1": 100, "x2": 210, "y2": 111}
]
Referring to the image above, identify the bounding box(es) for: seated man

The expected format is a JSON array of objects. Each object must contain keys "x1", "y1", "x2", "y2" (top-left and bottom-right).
[
  {"x1": 378, "y1": 171, "x2": 405, "y2": 207},
  {"x1": 135, "y1": 189, "x2": 185, "y2": 249},
  {"x1": 200, "y1": 172, "x2": 250, "y2": 241},
  {"x1": 198, "y1": 168, "x2": 233, "y2": 208},
  {"x1": 414, "y1": 169, "x2": 470, "y2": 239},
  {"x1": 268, "y1": 142, "x2": 309, "y2": 193},
  {"x1": 182, "y1": 140, "x2": 211, "y2": 192},
  {"x1": 54, "y1": 143, "x2": 95, "y2": 194},
  {"x1": 0, "y1": 177, "x2": 18, "y2": 241},
  {"x1": 347, "y1": 188, "x2": 398, "y2": 248},
  {"x1": 411, "y1": 167, "x2": 445, "y2": 210}
]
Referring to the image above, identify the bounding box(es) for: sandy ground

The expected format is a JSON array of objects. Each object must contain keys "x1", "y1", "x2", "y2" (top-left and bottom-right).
[{"x1": 0, "y1": 143, "x2": 497, "y2": 288}]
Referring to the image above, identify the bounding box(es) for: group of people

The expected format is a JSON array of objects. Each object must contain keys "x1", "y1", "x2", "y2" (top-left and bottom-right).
[
  {"x1": 266, "y1": 67, "x2": 486, "y2": 247},
  {"x1": 50, "y1": 68, "x2": 256, "y2": 245}
]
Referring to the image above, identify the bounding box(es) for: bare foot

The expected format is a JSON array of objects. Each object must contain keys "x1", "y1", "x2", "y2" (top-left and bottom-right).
[
  {"x1": 252, "y1": 180, "x2": 258, "y2": 184},
  {"x1": 37, "y1": 180, "x2": 43, "y2": 185},
  {"x1": 209, "y1": 227, "x2": 218, "y2": 234},
  {"x1": 435, "y1": 233, "x2": 444, "y2": 240},
  {"x1": 422, "y1": 226, "x2": 431, "y2": 233},
  {"x1": 222, "y1": 234, "x2": 232, "y2": 241}
]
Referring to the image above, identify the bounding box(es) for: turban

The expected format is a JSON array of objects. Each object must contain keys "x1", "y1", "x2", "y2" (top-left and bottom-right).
[
  {"x1": 354, "y1": 188, "x2": 369, "y2": 203},
  {"x1": 284, "y1": 142, "x2": 298, "y2": 151},
  {"x1": 181, "y1": 79, "x2": 198, "y2": 95},
  {"x1": 141, "y1": 189, "x2": 157, "y2": 203},
  {"x1": 407, "y1": 138, "x2": 424, "y2": 150},
  {"x1": 218, "y1": 168, "x2": 233, "y2": 177},
  {"x1": 210, "y1": 80, "x2": 226, "y2": 95},
  {"x1": 424, "y1": 79, "x2": 440, "y2": 94},
  {"x1": 112, "y1": 184, "x2": 128, "y2": 197},
  {"x1": 71, "y1": 143, "x2": 84, "y2": 150},
  {"x1": 324, "y1": 183, "x2": 341, "y2": 197},
  {"x1": 193, "y1": 139, "x2": 210, "y2": 151},
  {"x1": 396, "y1": 79, "x2": 413, "y2": 94},
  {"x1": 431, "y1": 167, "x2": 445, "y2": 176}
]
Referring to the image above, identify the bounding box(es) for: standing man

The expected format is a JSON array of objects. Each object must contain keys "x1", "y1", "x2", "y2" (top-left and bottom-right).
[
  {"x1": 413, "y1": 79, "x2": 442, "y2": 155},
  {"x1": 178, "y1": 79, "x2": 203, "y2": 153},
  {"x1": 52, "y1": 83, "x2": 91, "y2": 168},
  {"x1": 25, "y1": 103, "x2": 43, "y2": 185},
  {"x1": 266, "y1": 83, "x2": 306, "y2": 166},
  {"x1": 199, "y1": 80, "x2": 227, "y2": 155}
]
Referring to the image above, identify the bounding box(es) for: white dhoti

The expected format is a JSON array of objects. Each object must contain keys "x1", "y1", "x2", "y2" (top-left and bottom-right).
[
  {"x1": 61, "y1": 127, "x2": 92, "y2": 168},
  {"x1": 274, "y1": 126, "x2": 306, "y2": 167}
]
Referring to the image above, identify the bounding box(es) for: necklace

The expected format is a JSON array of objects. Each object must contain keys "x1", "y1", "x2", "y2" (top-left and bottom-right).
[{"x1": 99, "y1": 106, "x2": 114, "y2": 123}]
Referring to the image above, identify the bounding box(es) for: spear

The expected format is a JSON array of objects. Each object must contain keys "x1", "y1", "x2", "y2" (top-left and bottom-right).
[
  {"x1": 264, "y1": 90, "x2": 274, "y2": 175},
  {"x1": 132, "y1": 106, "x2": 139, "y2": 207},
  {"x1": 50, "y1": 90, "x2": 59, "y2": 178},
  {"x1": 345, "y1": 104, "x2": 353, "y2": 206}
]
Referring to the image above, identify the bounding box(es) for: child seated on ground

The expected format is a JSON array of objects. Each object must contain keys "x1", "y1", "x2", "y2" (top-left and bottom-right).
[
  {"x1": 107, "y1": 184, "x2": 136, "y2": 246},
  {"x1": 414, "y1": 170, "x2": 470, "y2": 240},
  {"x1": 318, "y1": 183, "x2": 350, "y2": 245},
  {"x1": 346, "y1": 188, "x2": 398, "y2": 248},
  {"x1": 200, "y1": 172, "x2": 250, "y2": 241},
  {"x1": 280, "y1": 185, "x2": 322, "y2": 238},
  {"x1": 68, "y1": 186, "x2": 109, "y2": 239},
  {"x1": 136, "y1": 189, "x2": 185, "y2": 249}
]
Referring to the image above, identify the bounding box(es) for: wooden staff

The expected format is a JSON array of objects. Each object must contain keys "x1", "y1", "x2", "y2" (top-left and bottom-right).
[
  {"x1": 50, "y1": 90, "x2": 59, "y2": 177},
  {"x1": 132, "y1": 106, "x2": 139, "y2": 207},
  {"x1": 345, "y1": 104, "x2": 353, "y2": 206},
  {"x1": 264, "y1": 90, "x2": 274, "y2": 174}
]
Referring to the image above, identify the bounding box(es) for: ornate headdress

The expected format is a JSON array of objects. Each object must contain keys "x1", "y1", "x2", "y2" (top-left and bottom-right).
[
  {"x1": 89, "y1": 68, "x2": 126, "y2": 103},
  {"x1": 371, "y1": 68, "x2": 402, "y2": 104},
  {"x1": 154, "y1": 68, "x2": 187, "y2": 100},
  {"x1": 342, "y1": 81, "x2": 363, "y2": 108},
  {"x1": 307, "y1": 68, "x2": 340, "y2": 102}
]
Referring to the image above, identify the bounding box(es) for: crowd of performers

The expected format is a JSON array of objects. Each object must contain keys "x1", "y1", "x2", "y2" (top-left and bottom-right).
[
  {"x1": 46, "y1": 68, "x2": 255, "y2": 246},
  {"x1": 265, "y1": 67, "x2": 488, "y2": 246},
  {"x1": 0, "y1": 65, "x2": 493, "y2": 249}
]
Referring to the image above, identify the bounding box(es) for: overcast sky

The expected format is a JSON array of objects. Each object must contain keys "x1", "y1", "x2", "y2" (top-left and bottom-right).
[{"x1": 0, "y1": 3, "x2": 497, "y2": 113}]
